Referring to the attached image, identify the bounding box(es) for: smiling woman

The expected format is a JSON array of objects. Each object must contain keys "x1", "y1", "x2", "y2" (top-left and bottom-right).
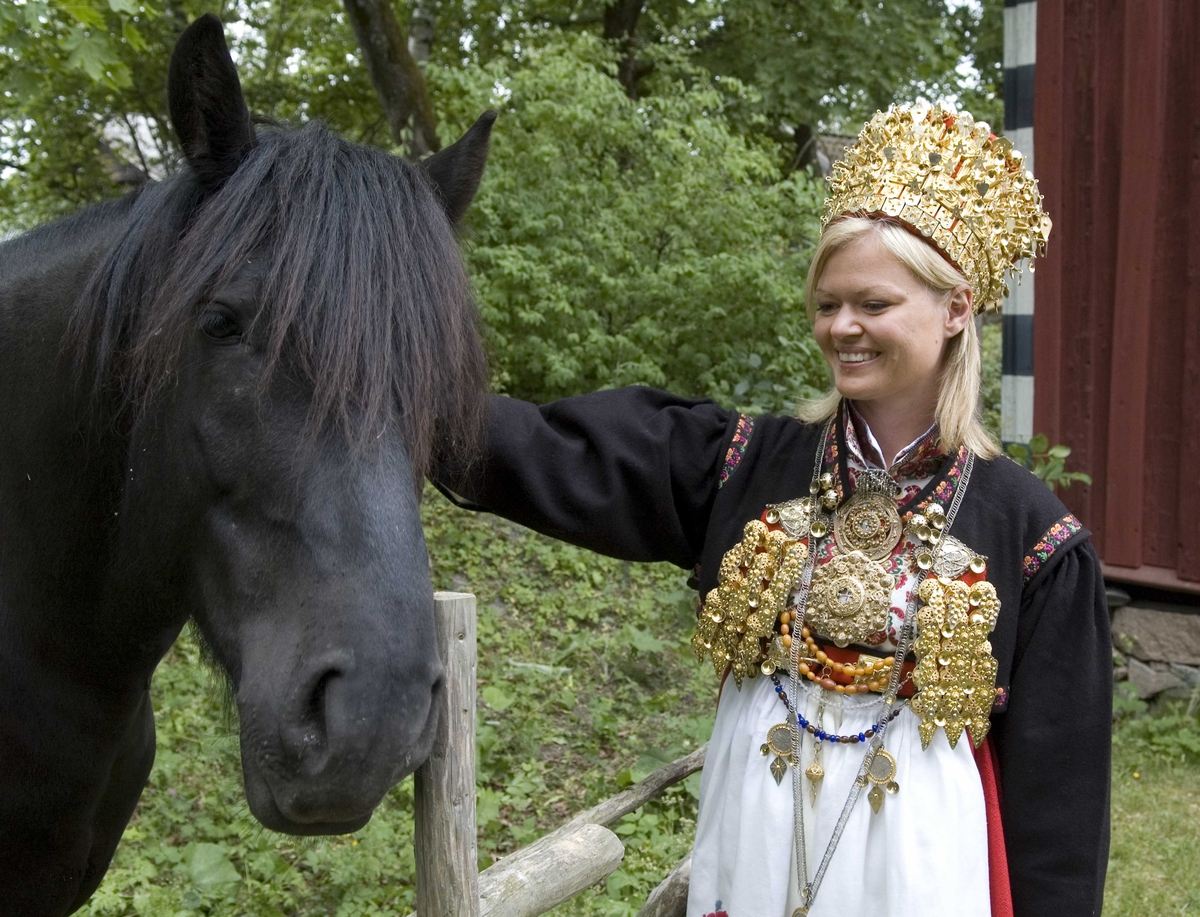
[
  {"x1": 800, "y1": 216, "x2": 996, "y2": 462},
  {"x1": 435, "y1": 102, "x2": 1110, "y2": 917}
]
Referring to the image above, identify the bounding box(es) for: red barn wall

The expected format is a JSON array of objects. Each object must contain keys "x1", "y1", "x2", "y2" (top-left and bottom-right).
[{"x1": 1035, "y1": 0, "x2": 1200, "y2": 592}]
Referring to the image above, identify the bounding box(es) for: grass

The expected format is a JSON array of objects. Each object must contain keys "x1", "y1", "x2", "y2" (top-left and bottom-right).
[
  {"x1": 1107, "y1": 746, "x2": 1200, "y2": 914},
  {"x1": 81, "y1": 487, "x2": 1200, "y2": 916}
]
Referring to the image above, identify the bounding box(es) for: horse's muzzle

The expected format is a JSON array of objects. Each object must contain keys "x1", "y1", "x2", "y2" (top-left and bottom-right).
[{"x1": 238, "y1": 649, "x2": 443, "y2": 835}]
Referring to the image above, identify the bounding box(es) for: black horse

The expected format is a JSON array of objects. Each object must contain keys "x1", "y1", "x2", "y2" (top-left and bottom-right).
[{"x1": 0, "y1": 16, "x2": 493, "y2": 916}]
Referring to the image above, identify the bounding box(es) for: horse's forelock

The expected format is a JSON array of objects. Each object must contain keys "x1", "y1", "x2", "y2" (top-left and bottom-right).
[{"x1": 75, "y1": 122, "x2": 489, "y2": 477}]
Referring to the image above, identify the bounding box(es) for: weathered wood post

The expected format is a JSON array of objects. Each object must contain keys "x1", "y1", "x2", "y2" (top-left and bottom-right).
[
  {"x1": 409, "y1": 590, "x2": 629, "y2": 917},
  {"x1": 414, "y1": 592, "x2": 480, "y2": 917}
]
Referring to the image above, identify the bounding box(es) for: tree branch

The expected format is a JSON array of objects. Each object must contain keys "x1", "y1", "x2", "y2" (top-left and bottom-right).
[
  {"x1": 342, "y1": 0, "x2": 440, "y2": 156},
  {"x1": 97, "y1": 138, "x2": 148, "y2": 186},
  {"x1": 603, "y1": 0, "x2": 650, "y2": 99},
  {"x1": 120, "y1": 113, "x2": 153, "y2": 178}
]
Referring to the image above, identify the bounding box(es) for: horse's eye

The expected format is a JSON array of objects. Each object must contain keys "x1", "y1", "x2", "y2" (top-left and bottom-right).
[{"x1": 199, "y1": 308, "x2": 241, "y2": 341}]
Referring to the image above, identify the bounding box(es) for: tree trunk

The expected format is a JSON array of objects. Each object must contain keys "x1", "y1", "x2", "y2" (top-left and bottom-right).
[
  {"x1": 342, "y1": 0, "x2": 440, "y2": 156},
  {"x1": 409, "y1": 1, "x2": 435, "y2": 64},
  {"x1": 789, "y1": 123, "x2": 818, "y2": 172},
  {"x1": 603, "y1": 0, "x2": 652, "y2": 99}
]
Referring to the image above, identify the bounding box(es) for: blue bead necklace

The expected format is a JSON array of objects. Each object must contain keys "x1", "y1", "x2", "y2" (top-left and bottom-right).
[{"x1": 769, "y1": 673, "x2": 904, "y2": 744}]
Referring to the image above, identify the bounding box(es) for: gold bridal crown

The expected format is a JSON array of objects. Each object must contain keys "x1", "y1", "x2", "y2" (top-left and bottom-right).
[{"x1": 823, "y1": 102, "x2": 1052, "y2": 313}]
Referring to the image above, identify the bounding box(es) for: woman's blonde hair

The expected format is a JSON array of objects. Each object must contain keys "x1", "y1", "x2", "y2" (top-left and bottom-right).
[{"x1": 798, "y1": 216, "x2": 999, "y2": 459}]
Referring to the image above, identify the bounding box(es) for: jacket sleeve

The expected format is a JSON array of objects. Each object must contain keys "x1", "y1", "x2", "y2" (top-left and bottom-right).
[
  {"x1": 432, "y1": 386, "x2": 740, "y2": 569},
  {"x1": 995, "y1": 537, "x2": 1112, "y2": 917}
]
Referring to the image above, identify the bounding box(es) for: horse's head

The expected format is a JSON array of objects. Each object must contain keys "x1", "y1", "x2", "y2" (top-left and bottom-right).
[{"x1": 76, "y1": 15, "x2": 492, "y2": 834}]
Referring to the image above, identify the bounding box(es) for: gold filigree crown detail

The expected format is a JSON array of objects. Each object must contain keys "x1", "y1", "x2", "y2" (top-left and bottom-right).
[{"x1": 823, "y1": 102, "x2": 1052, "y2": 313}]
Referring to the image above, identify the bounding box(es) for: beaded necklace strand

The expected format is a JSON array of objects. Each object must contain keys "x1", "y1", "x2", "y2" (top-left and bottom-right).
[{"x1": 769, "y1": 673, "x2": 905, "y2": 744}]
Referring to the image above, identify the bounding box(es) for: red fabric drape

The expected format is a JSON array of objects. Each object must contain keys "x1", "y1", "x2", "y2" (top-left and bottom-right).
[{"x1": 973, "y1": 733, "x2": 1014, "y2": 917}]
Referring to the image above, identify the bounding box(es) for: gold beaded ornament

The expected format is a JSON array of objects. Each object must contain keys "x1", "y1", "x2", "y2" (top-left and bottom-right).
[
  {"x1": 692, "y1": 519, "x2": 809, "y2": 687},
  {"x1": 910, "y1": 576, "x2": 1001, "y2": 749},
  {"x1": 823, "y1": 102, "x2": 1052, "y2": 313}
]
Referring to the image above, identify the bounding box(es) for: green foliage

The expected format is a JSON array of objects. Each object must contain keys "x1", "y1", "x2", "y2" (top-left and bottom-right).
[
  {"x1": 1108, "y1": 716, "x2": 1200, "y2": 914},
  {"x1": 1005, "y1": 433, "x2": 1093, "y2": 492},
  {"x1": 430, "y1": 0, "x2": 1004, "y2": 137},
  {"x1": 0, "y1": 0, "x2": 393, "y2": 229},
  {"x1": 83, "y1": 487, "x2": 712, "y2": 915},
  {"x1": 1, "y1": 0, "x2": 1004, "y2": 409},
  {"x1": 431, "y1": 34, "x2": 827, "y2": 407},
  {"x1": 695, "y1": 0, "x2": 998, "y2": 136},
  {"x1": 1113, "y1": 685, "x2": 1200, "y2": 766}
]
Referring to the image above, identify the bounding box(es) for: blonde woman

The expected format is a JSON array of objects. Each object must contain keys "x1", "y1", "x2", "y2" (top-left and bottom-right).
[{"x1": 437, "y1": 104, "x2": 1110, "y2": 917}]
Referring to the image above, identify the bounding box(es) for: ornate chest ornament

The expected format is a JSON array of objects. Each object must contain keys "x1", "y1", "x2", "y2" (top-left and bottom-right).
[
  {"x1": 806, "y1": 550, "x2": 893, "y2": 647},
  {"x1": 802, "y1": 469, "x2": 902, "y2": 647},
  {"x1": 832, "y1": 469, "x2": 903, "y2": 561}
]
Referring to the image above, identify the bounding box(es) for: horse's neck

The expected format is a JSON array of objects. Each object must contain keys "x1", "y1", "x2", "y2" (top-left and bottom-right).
[{"x1": 0, "y1": 210, "x2": 155, "y2": 679}]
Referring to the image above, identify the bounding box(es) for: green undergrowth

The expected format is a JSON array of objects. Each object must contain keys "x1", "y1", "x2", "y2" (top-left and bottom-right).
[
  {"x1": 83, "y1": 488, "x2": 1200, "y2": 916},
  {"x1": 1106, "y1": 693, "x2": 1200, "y2": 914},
  {"x1": 84, "y1": 487, "x2": 712, "y2": 917}
]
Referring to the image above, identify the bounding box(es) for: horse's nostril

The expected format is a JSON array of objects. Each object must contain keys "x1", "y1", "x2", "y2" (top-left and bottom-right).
[
  {"x1": 306, "y1": 669, "x2": 335, "y2": 725},
  {"x1": 284, "y1": 666, "x2": 343, "y2": 767}
]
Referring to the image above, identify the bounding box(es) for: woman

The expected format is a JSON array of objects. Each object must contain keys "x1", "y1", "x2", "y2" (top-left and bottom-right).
[{"x1": 436, "y1": 103, "x2": 1110, "y2": 917}]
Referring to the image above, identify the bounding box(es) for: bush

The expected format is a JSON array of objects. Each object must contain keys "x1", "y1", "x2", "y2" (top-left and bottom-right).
[{"x1": 431, "y1": 35, "x2": 829, "y2": 411}]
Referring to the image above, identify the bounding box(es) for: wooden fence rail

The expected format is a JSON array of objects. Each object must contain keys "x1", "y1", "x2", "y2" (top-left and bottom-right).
[{"x1": 411, "y1": 593, "x2": 701, "y2": 917}]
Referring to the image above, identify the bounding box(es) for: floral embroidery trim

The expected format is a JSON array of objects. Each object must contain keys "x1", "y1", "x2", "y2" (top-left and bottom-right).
[
  {"x1": 891, "y1": 429, "x2": 947, "y2": 480},
  {"x1": 901, "y1": 445, "x2": 969, "y2": 519},
  {"x1": 1022, "y1": 513, "x2": 1084, "y2": 583},
  {"x1": 993, "y1": 685, "x2": 1009, "y2": 708},
  {"x1": 718, "y1": 414, "x2": 754, "y2": 488}
]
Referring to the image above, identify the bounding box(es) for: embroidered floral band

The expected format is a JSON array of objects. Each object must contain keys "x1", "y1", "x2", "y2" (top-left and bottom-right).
[
  {"x1": 718, "y1": 415, "x2": 754, "y2": 488},
  {"x1": 1022, "y1": 513, "x2": 1084, "y2": 583}
]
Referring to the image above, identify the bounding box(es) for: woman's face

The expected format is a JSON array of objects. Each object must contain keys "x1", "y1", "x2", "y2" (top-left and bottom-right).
[{"x1": 812, "y1": 232, "x2": 972, "y2": 414}]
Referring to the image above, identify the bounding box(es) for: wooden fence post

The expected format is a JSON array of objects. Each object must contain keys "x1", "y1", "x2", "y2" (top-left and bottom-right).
[{"x1": 414, "y1": 592, "x2": 479, "y2": 917}]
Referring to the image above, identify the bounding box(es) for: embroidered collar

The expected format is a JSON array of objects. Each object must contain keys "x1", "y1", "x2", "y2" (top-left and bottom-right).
[
  {"x1": 843, "y1": 400, "x2": 946, "y2": 480},
  {"x1": 823, "y1": 402, "x2": 965, "y2": 513}
]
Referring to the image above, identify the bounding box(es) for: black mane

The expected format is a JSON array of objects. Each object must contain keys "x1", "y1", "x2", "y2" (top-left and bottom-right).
[{"x1": 69, "y1": 121, "x2": 488, "y2": 475}]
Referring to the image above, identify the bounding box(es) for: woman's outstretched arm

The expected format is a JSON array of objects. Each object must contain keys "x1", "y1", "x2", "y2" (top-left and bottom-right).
[{"x1": 432, "y1": 386, "x2": 740, "y2": 569}]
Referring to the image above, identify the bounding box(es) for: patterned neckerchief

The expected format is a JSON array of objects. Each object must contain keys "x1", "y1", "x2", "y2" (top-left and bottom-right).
[{"x1": 843, "y1": 401, "x2": 946, "y2": 502}]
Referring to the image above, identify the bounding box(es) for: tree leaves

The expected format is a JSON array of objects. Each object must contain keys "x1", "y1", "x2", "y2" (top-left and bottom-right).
[
  {"x1": 430, "y1": 34, "x2": 827, "y2": 407},
  {"x1": 184, "y1": 842, "x2": 243, "y2": 895},
  {"x1": 62, "y1": 25, "x2": 131, "y2": 87}
]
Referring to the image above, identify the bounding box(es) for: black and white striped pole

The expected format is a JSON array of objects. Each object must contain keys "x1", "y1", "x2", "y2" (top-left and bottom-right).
[{"x1": 1001, "y1": 0, "x2": 1037, "y2": 445}]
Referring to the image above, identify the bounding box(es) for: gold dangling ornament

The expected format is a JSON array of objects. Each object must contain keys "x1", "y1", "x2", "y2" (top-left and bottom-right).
[
  {"x1": 805, "y1": 698, "x2": 827, "y2": 803},
  {"x1": 864, "y1": 748, "x2": 899, "y2": 813},
  {"x1": 760, "y1": 722, "x2": 800, "y2": 785},
  {"x1": 693, "y1": 519, "x2": 809, "y2": 685}
]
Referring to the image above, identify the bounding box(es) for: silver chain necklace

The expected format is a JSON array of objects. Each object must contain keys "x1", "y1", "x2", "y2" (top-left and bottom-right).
[{"x1": 785, "y1": 419, "x2": 975, "y2": 915}]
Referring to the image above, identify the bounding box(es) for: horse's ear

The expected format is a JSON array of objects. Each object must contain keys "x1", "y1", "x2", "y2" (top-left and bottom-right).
[
  {"x1": 168, "y1": 14, "x2": 256, "y2": 192},
  {"x1": 419, "y1": 111, "x2": 497, "y2": 225}
]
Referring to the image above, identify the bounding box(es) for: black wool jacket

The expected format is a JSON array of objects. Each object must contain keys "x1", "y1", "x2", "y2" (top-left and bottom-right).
[{"x1": 436, "y1": 386, "x2": 1112, "y2": 917}]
